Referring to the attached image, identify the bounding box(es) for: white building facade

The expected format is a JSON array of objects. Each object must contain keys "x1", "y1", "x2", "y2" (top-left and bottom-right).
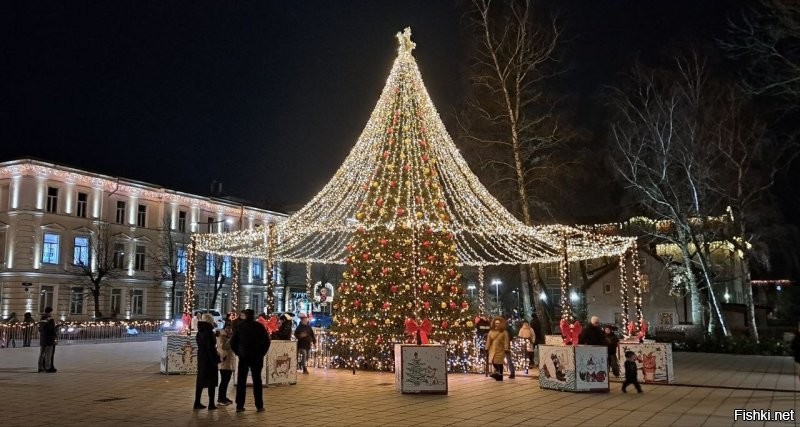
[{"x1": 0, "y1": 159, "x2": 286, "y2": 322}]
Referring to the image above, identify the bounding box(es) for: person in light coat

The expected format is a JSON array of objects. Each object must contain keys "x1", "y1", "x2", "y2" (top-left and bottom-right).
[
  {"x1": 517, "y1": 320, "x2": 536, "y2": 369},
  {"x1": 216, "y1": 319, "x2": 235, "y2": 406},
  {"x1": 486, "y1": 317, "x2": 510, "y2": 381}
]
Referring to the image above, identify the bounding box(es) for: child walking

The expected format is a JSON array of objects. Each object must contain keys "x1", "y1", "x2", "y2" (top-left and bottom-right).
[{"x1": 622, "y1": 351, "x2": 643, "y2": 393}]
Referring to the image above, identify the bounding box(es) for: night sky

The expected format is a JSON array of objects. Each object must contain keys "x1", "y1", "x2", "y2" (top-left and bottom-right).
[{"x1": 4, "y1": 0, "x2": 785, "y2": 217}]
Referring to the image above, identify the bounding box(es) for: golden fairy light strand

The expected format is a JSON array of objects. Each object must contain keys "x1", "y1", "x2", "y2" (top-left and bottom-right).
[
  {"x1": 619, "y1": 249, "x2": 630, "y2": 331},
  {"x1": 184, "y1": 236, "x2": 197, "y2": 315},
  {"x1": 231, "y1": 257, "x2": 240, "y2": 312},
  {"x1": 192, "y1": 27, "x2": 635, "y2": 268},
  {"x1": 630, "y1": 244, "x2": 644, "y2": 332}
]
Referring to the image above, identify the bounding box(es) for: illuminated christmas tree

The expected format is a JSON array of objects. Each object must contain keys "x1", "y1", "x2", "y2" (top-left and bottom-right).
[{"x1": 330, "y1": 28, "x2": 473, "y2": 371}]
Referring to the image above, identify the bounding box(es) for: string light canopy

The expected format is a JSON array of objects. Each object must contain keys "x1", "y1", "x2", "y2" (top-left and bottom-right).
[{"x1": 195, "y1": 28, "x2": 635, "y2": 268}]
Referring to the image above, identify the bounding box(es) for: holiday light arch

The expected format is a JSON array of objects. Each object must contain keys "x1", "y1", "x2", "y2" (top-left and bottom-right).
[{"x1": 187, "y1": 28, "x2": 645, "y2": 369}]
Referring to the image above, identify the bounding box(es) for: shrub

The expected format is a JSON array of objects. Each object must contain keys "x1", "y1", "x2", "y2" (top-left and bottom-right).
[{"x1": 671, "y1": 335, "x2": 790, "y2": 356}]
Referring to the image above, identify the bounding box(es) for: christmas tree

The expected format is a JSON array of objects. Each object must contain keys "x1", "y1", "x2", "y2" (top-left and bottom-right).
[
  {"x1": 404, "y1": 352, "x2": 428, "y2": 386},
  {"x1": 330, "y1": 28, "x2": 473, "y2": 371}
]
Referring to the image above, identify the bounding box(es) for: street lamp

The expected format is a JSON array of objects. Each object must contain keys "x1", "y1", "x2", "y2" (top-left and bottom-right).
[{"x1": 491, "y1": 279, "x2": 501, "y2": 315}]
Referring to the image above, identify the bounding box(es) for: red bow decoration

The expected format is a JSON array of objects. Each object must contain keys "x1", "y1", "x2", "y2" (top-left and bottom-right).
[
  {"x1": 636, "y1": 319, "x2": 648, "y2": 342},
  {"x1": 627, "y1": 320, "x2": 636, "y2": 337},
  {"x1": 404, "y1": 318, "x2": 433, "y2": 344},
  {"x1": 560, "y1": 319, "x2": 571, "y2": 345},
  {"x1": 571, "y1": 321, "x2": 582, "y2": 345},
  {"x1": 258, "y1": 315, "x2": 279, "y2": 334},
  {"x1": 181, "y1": 312, "x2": 192, "y2": 334}
]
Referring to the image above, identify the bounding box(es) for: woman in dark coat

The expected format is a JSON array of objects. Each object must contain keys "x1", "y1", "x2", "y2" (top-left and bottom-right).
[{"x1": 194, "y1": 314, "x2": 219, "y2": 410}]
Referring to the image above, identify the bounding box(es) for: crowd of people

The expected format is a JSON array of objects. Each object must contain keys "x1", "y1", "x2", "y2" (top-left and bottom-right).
[{"x1": 191, "y1": 309, "x2": 316, "y2": 413}]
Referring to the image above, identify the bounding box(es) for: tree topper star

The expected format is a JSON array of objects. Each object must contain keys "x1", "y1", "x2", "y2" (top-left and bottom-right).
[{"x1": 396, "y1": 27, "x2": 416, "y2": 55}]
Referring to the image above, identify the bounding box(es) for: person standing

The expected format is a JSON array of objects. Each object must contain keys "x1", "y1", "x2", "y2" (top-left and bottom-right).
[
  {"x1": 272, "y1": 312, "x2": 293, "y2": 340},
  {"x1": 604, "y1": 326, "x2": 620, "y2": 378},
  {"x1": 486, "y1": 317, "x2": 510, "y2": 381},
  {"x1": 517, "y1": 320, "x2": 536, "y2": 369},
  {"x1": 230, "y1": 309, "x2": 271, "y2": 413},
  {"x1": 193, "y1": 314, "x2": 219, "y2": 411},
  {"x1": 216, "y1": 319, "x2": 235, "y2": 406},
  {"x1": 294, "y1": 313, "x2": 316, "y2": 374},
  {"x1": 22, "y1": 312, "x2": 35, "y2": 347},
  {"x1": 504, "y1": 317, "x2": 516, "y2": 378},
  {"x1": 622, "y1": 351, "x2": 643, "y2": 393},
  {"x1": 4, "y1": 312, "x2": 19, "y2": 348},
  {"x1": 530, "y1": 314, "x2": 544, "y2": 367},
  {"x1": 580, "y1": 316, "x2": 607, "y2": 346},
  {"x1": 38, "y1": 307, "x2": 57, "y2": 373}
]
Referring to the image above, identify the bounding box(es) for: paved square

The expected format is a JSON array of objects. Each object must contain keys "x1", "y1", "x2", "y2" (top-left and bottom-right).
[{"x1": 0, "y1": 341, "x2": 797, "y2": 426}]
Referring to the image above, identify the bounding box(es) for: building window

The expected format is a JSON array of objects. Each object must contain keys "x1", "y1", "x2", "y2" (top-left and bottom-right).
[
  {"x1": 73, "y1": 236, "x2": 90, "y2": 266},
  {"x1": 46, "y1": 187, "x2": 58, "y2": 213},
  {"x1": 70, "y1": 287, "x2": 84, "y2": 314},
  {"x1": 205, "y1": 255, "x2": 217, "y2": 277},
  {"x1": 252, "y1": 259, "x2": 262, "y2": 280},
  {"x1": 176, "y1": 247, "x2": 187, "y2": 273},
  {"x1": 222, "y1": 256, "x2": 232, "y2": 277},
  {"x1": 39, "y1": 285, "x2": 55, "y2": 313},
  {"x1": 137, "y1": 204, "x2": 147, "y2": 227},
  {"x1": 220, "y1": 292, "x2": 229, "y2": 314},
  {"x1": 659, "y1": 312, "x2": 674, "y2": 325},
  {"x1": 116, "y1": 201, "x2": 126, "y2": 224},
  {"x1": 544, "y1": 264, "x2": 558, "y2": 279},
  {"x1": 42, "y1": 232, "x2": 60, "y2": 264},
  {"x1": 112, "y1": 243, "x2": 125, "y2": 269},
  {"x1": 178, "y1": 211, "x2": 187, "y2": 232},
  {"x1": 199, "y1": 292, "x2": 213, "y2": 309},
  {"x1": 111, "y1": 289, "x2": 122, "y2": 317},
  {"x1": 603, "y1": 282, "x2": 612, "y2": 294},
  {"x1": 250, "y1": 293, "x2": 262, "y2": 314},
  {"x1": 131, "y1": 289, "x2": 144, "y2": 315},
  {"x1": 175, "y1": 291, "x2": 184, "y2": 317},
  {"x1": 134, "y1": 245, "x2": 146, "y2": 271},
  {"x1": 76, "y1": 192, "x2": 88, "y2": 218}
]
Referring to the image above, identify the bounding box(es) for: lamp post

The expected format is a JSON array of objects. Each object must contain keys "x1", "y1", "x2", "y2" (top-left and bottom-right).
[
  {"x1": 491, "y1": 279, "x2": 501, "y2": 315},
  {"x1": 512, "y1": 289, "x2": 520, "y2": 312}
]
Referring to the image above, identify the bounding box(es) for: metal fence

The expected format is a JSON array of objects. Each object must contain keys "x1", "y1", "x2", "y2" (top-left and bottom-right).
[{"x1": 0, "y1": 321, "x2": 167, "y2": 347}]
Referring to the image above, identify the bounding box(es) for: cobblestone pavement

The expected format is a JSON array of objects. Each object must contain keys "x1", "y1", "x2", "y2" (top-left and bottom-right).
[{"x1": 0, "y1": 342, "x2": 797, "y2": 427}]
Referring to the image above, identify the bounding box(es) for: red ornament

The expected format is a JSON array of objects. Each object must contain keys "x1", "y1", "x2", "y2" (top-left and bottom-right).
[
  {"x1": 418, "y1": 267, "x2": 428, "y2": 276},
  {"x1": 403, "y1": 164, "x2": 410, "y2": 172},
  {"x1": 427, "y1": 255, "x2": 436, "y2": 262},
  {"x1": 423, "y1": 301, "x2": 431, "y2": 310},
  {"x1": 440, "y1": 320, "x2": 448, "y2": 329},
  {"x1": 449, "y1": 301, "x2": 457, "y2": 310},
  {"x1": 422, "y1": 283, "x2": 431, "y2": 292},
  {"x1": 356, "y1": 284, "x2": 363, "y2": 292},
  {"x1": 357, "y1": 227, "x2": 365, "y2": 234},
  {"x1": 422, "y1": 154, "x2": 429, "y2": 161},
  {"x1": 380, "y1": 239, "x2": 388, "y2": 246},
  {"x1": 461, "y1": 301, "x2": 469, "y2": 309},
  {"x1": 362, "y1": 252, "x2": 370, "y2": 260},
  {"x1": 376, "y1": 198, "x2": 384, "y2": 207},
  {"x1": 389, "y1": 181, "x2": 397, "y2": 188},
  {"x1": 396, "y1": 207, "x2": 406, "y2": 216},
  {"x1": 393, "y1": 252, "x2": 402, "y2": 260},
  {"x1": 422, "y1": 240, "x2": 431, "y2": 247},
  {"x1": 354, "y1": 300, "x2": 361, "y2": 308},
  {"x1": 346, "y1": 245, "x2": 354, "y2": 252},
  {"x1": 382, "y1": 302, "x2": 391, "y2": 310},
  {"x1": 450, "y1": 285, "x2": 458, "y2": 293},
  {"x1": 390, "y1": 285, "x2": 398, "y2": 293},
  {"x1": 448, "y1": 269, "x2": 457, "y2": 278},
  {"x1": 383, "y1": 150, "x2": 390, "y2": 158},
  {"x1": 352, "y1": 268, "x2": 359, "y2": 276},
  {"x1": 419, "y1": 139, "x2": 427, "y2": 147}
]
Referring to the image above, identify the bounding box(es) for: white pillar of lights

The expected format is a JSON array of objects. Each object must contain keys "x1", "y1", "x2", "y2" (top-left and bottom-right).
[{"x1": 491, "y1": 279, "x2": 501, "y2": 315}]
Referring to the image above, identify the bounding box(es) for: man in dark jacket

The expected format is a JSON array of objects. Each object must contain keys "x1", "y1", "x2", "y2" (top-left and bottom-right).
[
  {"x1": 230, "y1": 309, "x2": 270, "y2": 412},
  {"x1": 294, "y1": 313, "x2": 316, "y2": 374},
  {"x1": 38, "y1": 307, "x2": 57, "y2": 373},
  {"x1": 604, "y1": 325, "x2": 620, "y2": 377},
  {"x1": 580, "y1": 316, "x2": 607, "y2": 346},
  {"x1": 272, "y1": 312, "x2": 293, "y2": 340}
]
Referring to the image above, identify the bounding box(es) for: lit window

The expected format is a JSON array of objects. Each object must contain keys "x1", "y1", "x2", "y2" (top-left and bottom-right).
[
  {"x1": 176, "y1": 248, "x2": 187, "y2": 273},
  {"x1": 112, "y1": 243, "x2": 125, "y2": 269},
  {"x1": 178, "y1": 211, "x2": 187, "y2": 232},
  {"x1": 73, "y1": 236, "x2": 90, "y2": 266},
  {"x1": 252, "y1": 259, "x2": 262, "y2": 280},
  {"x1": 42, "y1": 233, "x2": 60, "y2": 264},
  {"x1": 222, "y1": 256, "x2": 232, "y2": 277}
]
